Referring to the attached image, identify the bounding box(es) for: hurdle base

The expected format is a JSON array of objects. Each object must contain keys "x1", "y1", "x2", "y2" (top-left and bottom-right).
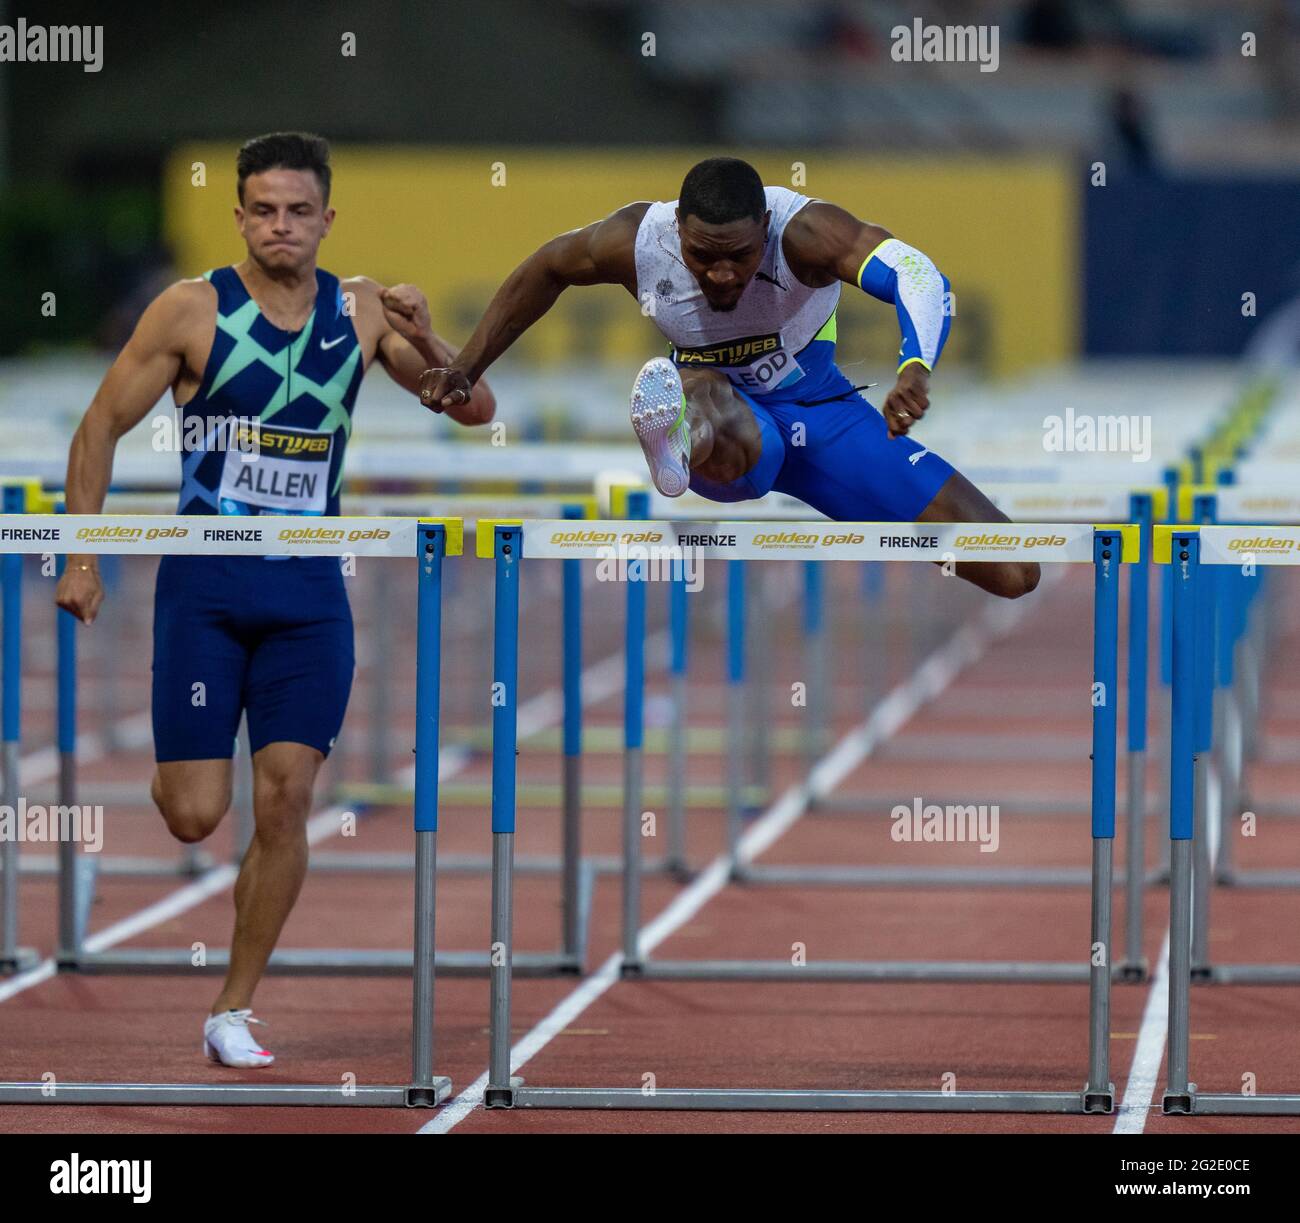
[
  {"x1": 405, "y1": 1078, "x2": 454, "y2": 1108},
  {"x1": 60, "y1": 948, "x2": 582, "y2": 977},
  {"x1": 1214, "y1": 868, "x2": 1300, "y2": 888},
  {"x1": 1082, "y1": 1083, "x2": 1115, "y2": 1114},
  {"x1": 19, "y1": 853, "x2": 218, "y2": 878},
  {"x1": 501, "y1": 1086, "x2": 1091, "y2": 1113},
  {"x1": 0, "y1": 948, "x2": 40, "y2": 974},
  {"x1": 731, "y1": 863, "x2": 1137, "y2": 888},
  {"x1": 0, "y1": 1079, "x2": 450, "y2": 1107},
  {"x1": 630, "y1": 958, "x2": 1094, "y2": 984},
  {"x1": 1162, "y1": 1085, "x2": 1197, "y2": 1115},
  {"x1": 1116, "y1": 958, "x2": 1150, "y2": 984},
  {"x1": 1195, "y1": 963, "x2": 1300, "y2": 985},
  {"x1": 1178, "y1": 1092, "x2": 1300, "y2": 1116}
]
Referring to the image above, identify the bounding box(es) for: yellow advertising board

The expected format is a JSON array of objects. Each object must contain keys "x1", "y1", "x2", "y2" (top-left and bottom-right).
[{"x1": 165, "y1": 146, "x2": 1076, "y2": 378}]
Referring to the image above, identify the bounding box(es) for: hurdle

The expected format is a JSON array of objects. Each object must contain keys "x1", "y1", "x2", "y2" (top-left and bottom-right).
[
  {"x1": 0, "y1": 513, "x2": 457, "y2": 1106},
  {"x1": 27, "y1": 498, "x2": 587, "y2": 980},
  {"x1": 1160, "y1": 522, "x2": 1300, "y2": 1115},
  {"x1": 481, "y1": 517, "x2": 1128, "y2": 1111},
  {"x1": 635, "y1": 483, "x2": 1161, "y2": 969},
  {"x1": 1157, "y1": 500, "x2": 1300, "y2": 991}
]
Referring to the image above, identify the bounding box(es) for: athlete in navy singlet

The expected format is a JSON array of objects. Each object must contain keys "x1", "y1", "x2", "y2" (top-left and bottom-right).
[{"x1": 56, "y1": 133, "x2": 495, "y2": 1066}]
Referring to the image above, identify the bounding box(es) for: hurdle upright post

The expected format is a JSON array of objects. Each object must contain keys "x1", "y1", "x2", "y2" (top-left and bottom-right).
[
  {"x1": 1163, "y1": 530, "x2": 1199, "y2": 1113},
  {"x1": 1, "y1": 482, "x2": 38, "y2": 973},
  {"x1": 1190, "y1": 496, "x2": 1216, "y2": 978},
  {"x1": 487, "y1": 522, "x2": 521, "y2": 1101},
  {"x1": 55, "y1": 545, "x2": 86, "y2": 966},
  {"x1": 1153, "y1": 466, "x2": 1180, "y2": 883},
  {"x1": 409, "y1": 521, "x2": 452, "y2": 1105},
  {"x1": 666, "y1": 552, "x2": 690, "y2": 876},
  {"x1": 369, "y1": 555, "x2": 395, "y2": 787},
  {"x1": 1119, "y1": 492, "x2": 1152, "y2": 980},
  {"x1": 620, "y1": 490, "x2": 649, "y2": 971},
  {"x1": 747, "y1": 562, "x2": 771, "y2": 803},
  {"x1": 803, "y1": 561, "x2": 828, "y2": 769},
  {"x1": 724, "y1": 557, "x2": 746, "y2": 869},
  {"x1": 560, "y1": 503, "x2": 585, "y2": 959},
  {"x1": 1085, "y1": 529, "x2": 1120, "y2": 1111}
]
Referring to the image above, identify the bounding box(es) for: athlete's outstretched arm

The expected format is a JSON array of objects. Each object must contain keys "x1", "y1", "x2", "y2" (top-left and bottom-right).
[
  {"x1": 349, "y1": 278, "x2": 496, "y2": 425},
  {"x1": 786, "y1": 202, "x2": 951, "y2": 438},
  {"x1": 418, "y1": 203, "x2": 646, "y2": 412},
  {"x1": 57, "y1": 280, "x2": 206, "y2": 623}
]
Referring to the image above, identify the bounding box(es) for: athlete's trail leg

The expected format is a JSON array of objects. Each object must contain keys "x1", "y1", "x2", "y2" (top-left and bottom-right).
[
  {"x1": 918, "y1": 471, "x2": 1041, "y2": 599},
  {"x1": 153, "y1": 759, "x2": 232, "y2": 843},
  {"x1": 211, "y1": 741, "x2": 322, "y2": 1012}
]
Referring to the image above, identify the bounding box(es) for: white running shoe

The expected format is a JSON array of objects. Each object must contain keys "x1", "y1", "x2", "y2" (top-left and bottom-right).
[
  {"x1": 630, "y1": 357, "x2": 691, "y2": 497},
  {"x1": 203, "y1": 1009, "x2": 275, "y2": 1068}
]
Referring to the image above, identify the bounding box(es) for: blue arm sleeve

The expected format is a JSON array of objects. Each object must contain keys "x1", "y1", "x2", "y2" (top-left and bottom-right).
[{"x1": 856, "y1": 238, "x2": 951, "y2": 372}]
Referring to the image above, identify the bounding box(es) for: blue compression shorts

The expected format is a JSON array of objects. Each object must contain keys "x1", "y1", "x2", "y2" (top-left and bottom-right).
[
  {"x1": 152, "y1": 555, "x2": 354, "y2": 762},
  {"x1": 687, "y1": 365, "x2": 954, "y2": 520}
]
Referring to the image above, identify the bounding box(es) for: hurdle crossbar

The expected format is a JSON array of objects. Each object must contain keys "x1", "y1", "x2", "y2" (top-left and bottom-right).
[{"x1": 482, "y1": 518, "x2": 1131, "y2": 1113}]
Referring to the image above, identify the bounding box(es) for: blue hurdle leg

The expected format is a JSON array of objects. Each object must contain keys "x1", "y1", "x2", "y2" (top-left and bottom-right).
[
  {"x1": 487, "y1": 523, "x2": 522, "y2": 1104},
  {"x1": 1085, "y1": 530, "x2": 1120, "y2": 1112},
  {"x1": 410, "y1": 524, "x2": 451, "y2": 1105},
  {"x1": 1163, "y1": 532, "x2": 1199, "y2": 1113}
]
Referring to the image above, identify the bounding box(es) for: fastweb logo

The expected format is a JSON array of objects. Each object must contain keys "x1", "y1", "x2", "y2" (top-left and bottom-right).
[{"x1": 50, "y1": 1154, "x2": 151, "y2": 1203}]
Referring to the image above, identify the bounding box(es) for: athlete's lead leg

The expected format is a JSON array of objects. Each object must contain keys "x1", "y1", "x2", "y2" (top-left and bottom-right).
[{"x1": 630, "y1": 358, "x2": 764, "y2": 495}]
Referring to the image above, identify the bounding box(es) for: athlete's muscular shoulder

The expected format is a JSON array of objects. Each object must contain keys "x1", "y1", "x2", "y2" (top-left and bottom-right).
[
  {"x1": 144, "y1": 277, "x2": 216, "y2": 350},
  {"x1": 139, "y1": 277, "x2": 217, "y2": 392},
  {"x1": 338, "y1": 275, "x2": 388, "y2": 359},
  {"x1": 548, "y1": 201, "x2": 649, "y2": 295},
  {"x1": 782, "y1": 201, "x2": 893, "y2": 289}
]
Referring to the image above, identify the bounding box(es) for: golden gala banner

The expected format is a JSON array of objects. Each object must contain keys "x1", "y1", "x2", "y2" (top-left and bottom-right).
[{"x1": 165, "y1": 146, "x2": 1077, "y2": 379}]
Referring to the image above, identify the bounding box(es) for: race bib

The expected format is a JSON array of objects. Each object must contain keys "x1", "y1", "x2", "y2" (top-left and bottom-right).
[
  {"x1": 219, "y1": 420, "x2": 332, "y2": 516},
  {"x1": 673, "y1": 332, "x2": 803, "y2": 395}
]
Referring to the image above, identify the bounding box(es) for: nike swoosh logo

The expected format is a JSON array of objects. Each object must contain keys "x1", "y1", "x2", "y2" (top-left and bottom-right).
[{"x1": 320, "y1": 335, "x2": 347, "y2": 350}]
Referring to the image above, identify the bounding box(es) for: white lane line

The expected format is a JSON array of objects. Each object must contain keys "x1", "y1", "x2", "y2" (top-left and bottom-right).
[
  {"x1": 1113, "y1": 932, "x2": 1171, "y2": 1133},
  {"x1": 421, "y1": 594, "x2": 1032, "y2": 1134},
  {"x1": 0, "y1": 639, "x2": 648, "y2": 1008}
]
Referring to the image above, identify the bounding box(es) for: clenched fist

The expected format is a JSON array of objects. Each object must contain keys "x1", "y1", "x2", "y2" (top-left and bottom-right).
[
  {"x1": 419, "y1": 367, "x2": 474, "y2": 413},
  {"x1": 380, "y1": 284, "x2": 432, "y2": 344},
  {"x1": 55, "y1": 562, "x2": 104, "y2": 625},
  {"x1": 881, "y1": 363, "x2": 930, "y2": 438}
]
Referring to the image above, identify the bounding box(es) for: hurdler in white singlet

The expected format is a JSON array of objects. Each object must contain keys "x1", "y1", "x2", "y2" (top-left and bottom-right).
[{"x1": 633, "y1": 186, "x2": 840, "y2": 398}]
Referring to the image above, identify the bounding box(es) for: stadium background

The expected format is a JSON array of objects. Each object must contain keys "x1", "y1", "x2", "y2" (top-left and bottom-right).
[{"x1": 2, "y1": 0, "x2": 1297, "y2": 449}]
